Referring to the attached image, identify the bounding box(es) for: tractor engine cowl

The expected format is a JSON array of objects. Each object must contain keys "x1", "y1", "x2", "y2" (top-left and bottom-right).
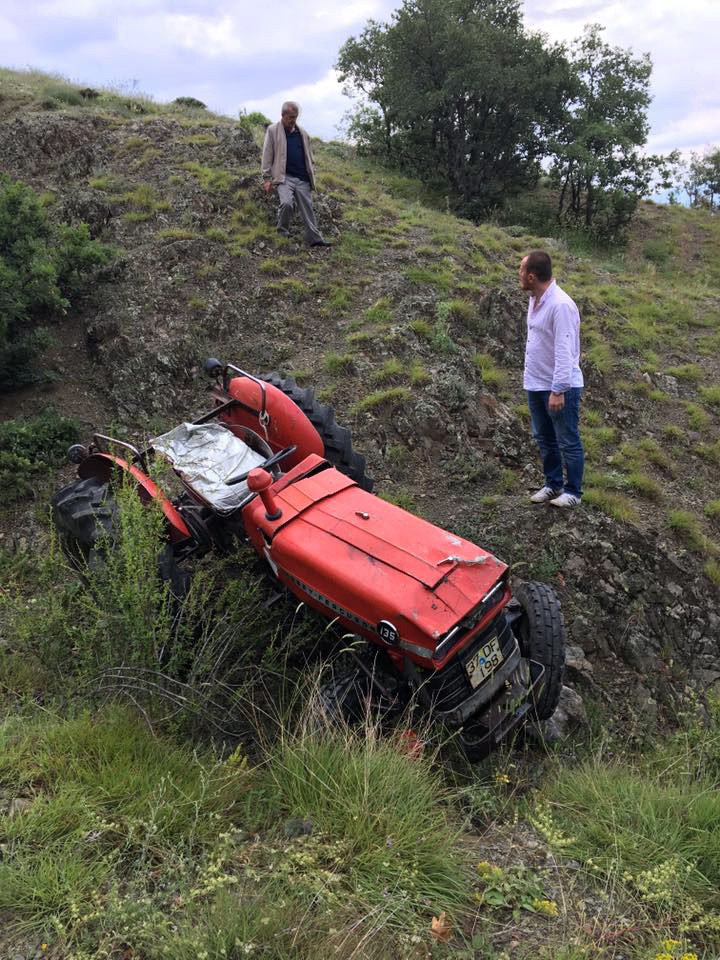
[{"x1": 247, "y1": 468, "x2": 282, "y2": 521}]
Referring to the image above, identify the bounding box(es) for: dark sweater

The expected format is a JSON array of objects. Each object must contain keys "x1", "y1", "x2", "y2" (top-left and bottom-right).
[{"x1": 284, "y1": 127, "x2": 309, "y2": 182}]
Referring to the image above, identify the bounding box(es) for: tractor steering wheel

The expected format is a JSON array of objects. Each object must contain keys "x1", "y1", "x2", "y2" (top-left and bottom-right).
[{"x1": 225, "y1": 445, "x2": 297, "y2": 486}]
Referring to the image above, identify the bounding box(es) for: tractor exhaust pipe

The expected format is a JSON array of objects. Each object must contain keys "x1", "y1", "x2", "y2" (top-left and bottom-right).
[{"x1": 247, "y1": 468, "x2": 282, "y2": 521}]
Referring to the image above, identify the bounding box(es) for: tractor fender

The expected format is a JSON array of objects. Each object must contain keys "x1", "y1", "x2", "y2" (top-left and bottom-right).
[
  {"x1": 78, "y1": 453, "x2": 192, "y2": 542},
  {"x1": 217, "y1": 377, "x2": 324, "y2": 471}
]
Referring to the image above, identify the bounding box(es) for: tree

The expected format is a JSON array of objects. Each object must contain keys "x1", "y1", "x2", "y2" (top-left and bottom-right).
[
  {"x1": 550, "y1": 25, "x2": 666, "y2": 238},
  {"x1": 337, "y1": 0, "x2": 571, "y2": 216},
  {"x1": 684, "y1": 147, "x2": 720, "y2": 210}
]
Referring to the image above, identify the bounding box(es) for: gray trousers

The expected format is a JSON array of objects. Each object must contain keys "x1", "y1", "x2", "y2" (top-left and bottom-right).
[{"x1": 276, "y1": 176, "x2": 324, "y2": 244}]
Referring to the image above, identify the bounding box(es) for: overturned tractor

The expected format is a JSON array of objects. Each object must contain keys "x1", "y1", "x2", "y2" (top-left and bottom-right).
[{"x1": 52, "y1": 360, "x2": 565, "y2": 758}]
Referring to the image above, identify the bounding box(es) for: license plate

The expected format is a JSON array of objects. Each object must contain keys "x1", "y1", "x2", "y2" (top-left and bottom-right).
[{"x1": 465, "y1": 635, "x2": 504, "y2": 688}]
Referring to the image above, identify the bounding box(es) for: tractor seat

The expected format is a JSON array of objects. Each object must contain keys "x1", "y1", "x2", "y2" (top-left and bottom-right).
[{"x1": 151, "y1": 422, "x2": 267, "y2": 515}]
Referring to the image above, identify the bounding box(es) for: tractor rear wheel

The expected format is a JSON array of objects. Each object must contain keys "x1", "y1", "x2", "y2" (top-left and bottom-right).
[
  {"x1": 51, "y1": 476, "x2": 189, "y2": 597},
  {"x1": 51, "y1": 476, "x2": 117, "y2": 570},
  {"x1": 512, "y1": 581, "x2": 565, "y2": 720},
  {"x1": 259, "y1": 373, "x2": 373, "y2": 491}
]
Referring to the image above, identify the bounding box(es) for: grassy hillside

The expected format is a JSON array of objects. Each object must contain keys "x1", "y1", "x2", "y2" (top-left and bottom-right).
[{"x1": 1, "y1": 68, "x2": 720, "y2": 960}]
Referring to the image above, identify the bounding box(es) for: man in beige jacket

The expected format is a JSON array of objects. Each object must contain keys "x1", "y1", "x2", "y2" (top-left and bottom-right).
[{"x1": 261, "y1": 101, "x2": 331, "y2": 247}]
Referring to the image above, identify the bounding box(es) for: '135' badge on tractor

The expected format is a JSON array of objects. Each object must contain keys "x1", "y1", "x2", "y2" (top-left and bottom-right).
[{"x1": 52, "y1": 358, "x2": 565, "y2": 759}]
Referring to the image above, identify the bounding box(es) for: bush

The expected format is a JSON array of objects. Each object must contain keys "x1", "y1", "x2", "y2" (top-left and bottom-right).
[
  {"x1": 172, "y1": 96, "x2": 207, "y2": 109},
  {"x1": 0, "y1": 409, "x2": 79, "y2": 502},
  {"x1": 239, "y1": 109, "x2": 271, "y2": 127},
  {"x1": 40, "y1": 82, "x2": 83, "y2": 106},
  {"x1": 0, "y1": 176, "x2": 115, "y2": 390}
]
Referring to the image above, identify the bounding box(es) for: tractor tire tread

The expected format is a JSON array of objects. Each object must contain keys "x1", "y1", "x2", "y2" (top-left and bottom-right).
[
  {"x1": 513, "y1": 580, "x2": 565, "y2": 720},
  {"x1": 259, "y1": 372, "x2": 373, "y2": 491}
]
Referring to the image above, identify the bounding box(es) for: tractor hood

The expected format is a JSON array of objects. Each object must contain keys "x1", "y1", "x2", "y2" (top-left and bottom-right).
[{"x1": 243, "y1": 461, "x2": 508, "y2": 662}]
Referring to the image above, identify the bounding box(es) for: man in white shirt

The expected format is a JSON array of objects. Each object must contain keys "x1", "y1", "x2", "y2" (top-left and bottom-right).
[{"x1": 519, "y1": 250, "x2": 584, "y2": 508}]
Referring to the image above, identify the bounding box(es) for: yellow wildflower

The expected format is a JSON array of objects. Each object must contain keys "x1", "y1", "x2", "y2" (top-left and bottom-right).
[
  {"x1": 679, "y1": 954, "x2": 698, "y2": 960},
  {"x1": 655, "y1": 954, "x2": 673, "y2": 960},
  {"x1": 532, "y1": 898, "x2": 559, "y2": 917},
  {"x1": 663, "y1": 942, "x2": 681, "y2": 951}
]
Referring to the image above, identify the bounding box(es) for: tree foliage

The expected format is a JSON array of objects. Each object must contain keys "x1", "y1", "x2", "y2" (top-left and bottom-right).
[
  {"x1": 339, "y1": 10, "x2": 673, "y2": 236},
  {"x1": 338, "y1": 0, "x2": 572, "y2": 217},
  {"x1": 684, "y1": 147, "x2": 720, "y2": 210},
  {"x1": 549, "y1": 25, "x2": 670, "y2": 239},
  {"x1": 0, "y1": 175, "x2": 115, "y2": 391}
]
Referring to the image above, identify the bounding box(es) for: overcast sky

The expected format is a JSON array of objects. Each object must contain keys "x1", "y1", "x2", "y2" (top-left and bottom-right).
[{"x1": 1, "y1": 0, "x2": 718, "y2": 158}]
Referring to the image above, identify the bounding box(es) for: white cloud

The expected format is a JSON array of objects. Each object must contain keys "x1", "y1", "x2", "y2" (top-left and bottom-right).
[
  {"x1": 0, "y1": 0, "x2": 718, "y2": 156},
  {"x1": 525, "y1": 0, "x2": 720, "y2": 155},
  {"x1": 241, "y1": 68, "x2": 348, "y2": 139},
  {"x1": 647, "y1": 107, "x2": 720, "y2": 156}
]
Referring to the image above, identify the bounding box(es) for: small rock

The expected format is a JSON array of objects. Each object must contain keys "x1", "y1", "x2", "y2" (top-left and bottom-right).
[
  {"x1": 541, "y1": 685, "x2": 588, "y2": 741},
  {"x1": 564, "y1": 644, "x2": 595, "y2": 686}
]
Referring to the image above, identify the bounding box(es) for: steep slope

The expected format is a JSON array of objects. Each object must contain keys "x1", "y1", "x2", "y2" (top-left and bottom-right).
[{"x1": 1, "y1": 69, "x2": 719, "y2": 722}]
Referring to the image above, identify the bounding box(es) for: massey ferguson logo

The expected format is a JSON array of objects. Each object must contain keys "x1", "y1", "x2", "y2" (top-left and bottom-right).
[{"x1": 377, "y1": 620, "x2": 400, "y2": 645}]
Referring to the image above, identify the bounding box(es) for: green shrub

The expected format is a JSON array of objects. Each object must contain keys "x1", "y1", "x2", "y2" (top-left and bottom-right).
[
  {"x1": 182, "y1": 162, "x2": 235, "y2": 193},
  {"x1": 172, "y1": 96, "x2": 207, "y2": 110},
  {"x1": 473, "y1": 353, "x2": 507, "y2": 389},
  {"x1": 410, "y1": 318, "x2": 433, "y2": 339},
  {"x1": 351, "y1": 386, "x2": 411, "y2": 414},
  {"x1": 436, "y1": 298, "x2": 475, "y2": 324},
  {"x1": 370, "y1": 358, "x2": 403, "y2": 383},
  {"x1": 40, "y1": 82, "x2": 83, "y2": 106},
  {"x1": 684, "y1": 402, "x2": 710, "y2": 431},
  {"x1": 705, "y1": 500, "x2": 720, "y2": 519},
  {"x1": 323, "y1": 352, "x2": 355, "y2": 376},
  {"x1": 180, "y1": 133, "x2": 220, "y2": 146},
  {"x1": 261, "y1": 727, "x2": 470, "y2": 920},
  {"x1": 121, "y1": 183, "x2": 169, "y2": 216},
  {"x1": 627, "y1": 471, "x2": 662, "y2": 500},
  {"x1": 0, "y1": 706, "x2": 470, "y2": 955},
  {"x1": 364, "y1": 297, "x2": 393, "y2": 324},
  {"x1": 0, "y1": 410, "x2": 79, "y2": 502},
  {"x1": 583, "y1": 488, "x2": 637, "y2": 522},
  {"x1": 705, "y1": 558, "x2": 720, "y2": 585},
  {"x1": 157, "y1": 228, "x2": 196, "y2": 240},
  {"x1": 699, "y1": 385, "x2": 720, "y2": 408},
  {"x1": 642, "y1": 237, "x2": 674, "y2": 266},
  {"x1": 544, "y1": 707, "x2": 720, "y2": 934},
  {"x1": 239, "y1": 110, "x2": 271, "y2": 127},
  {"x1": 0, "y1": 176, "x2": 114, "y2": 389},
  {"x1": 666, "y1": 363, "x2": 703, "y2": 382},
  {"x1": 667, "y1": 509, "x2": 717, "y2": 555}
]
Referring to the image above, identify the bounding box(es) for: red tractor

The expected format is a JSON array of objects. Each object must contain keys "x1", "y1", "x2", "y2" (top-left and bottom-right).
[{"x1": 52, "y1": 360, "x2": 565, "y2": 758}]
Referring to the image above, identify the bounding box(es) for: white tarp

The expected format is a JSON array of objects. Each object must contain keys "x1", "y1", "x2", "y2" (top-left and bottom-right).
[{"x1": 152, "y1": 422, "x2": 266, "y2": 514}]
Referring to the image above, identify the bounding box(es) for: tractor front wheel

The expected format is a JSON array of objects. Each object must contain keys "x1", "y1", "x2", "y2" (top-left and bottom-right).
[{"x1": 512, "y1": 581, "x2": 565, "y2": 720}]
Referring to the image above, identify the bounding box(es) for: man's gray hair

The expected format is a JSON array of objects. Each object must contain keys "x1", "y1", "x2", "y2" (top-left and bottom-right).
[{"x1": 281, "y1": 100, "x2": 300, "y2": 116}]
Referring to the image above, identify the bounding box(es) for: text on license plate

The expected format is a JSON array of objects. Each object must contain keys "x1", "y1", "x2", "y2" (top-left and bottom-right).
[{"x1": 465, "y1": 635, "x2": 504, "y2": 688}]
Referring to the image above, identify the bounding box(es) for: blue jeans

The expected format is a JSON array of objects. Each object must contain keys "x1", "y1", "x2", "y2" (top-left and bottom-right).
[{"x1": 527, "y1": 388, "x2": 584, "y2": 498}]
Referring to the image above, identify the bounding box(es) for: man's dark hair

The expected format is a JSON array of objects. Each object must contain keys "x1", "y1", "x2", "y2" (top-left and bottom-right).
[{"x1": 525, "y1": 250, "x2": 552, "y2": 282}]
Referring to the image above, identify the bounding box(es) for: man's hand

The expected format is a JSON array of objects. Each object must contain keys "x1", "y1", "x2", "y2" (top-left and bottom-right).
[
  {"x1": 262, "y1": 181, "x2": 273, "y2": 194},
  {"x1": 548, "y1": 391, "x2": 565, "y2": 412}
]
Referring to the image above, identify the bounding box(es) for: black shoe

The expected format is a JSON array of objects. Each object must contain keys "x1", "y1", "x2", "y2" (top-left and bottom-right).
[{"x1": 311, "y1": 239, "x2": 332, "y2": 247}]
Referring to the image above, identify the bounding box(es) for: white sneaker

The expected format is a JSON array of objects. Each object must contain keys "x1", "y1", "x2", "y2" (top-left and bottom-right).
[
  {"x1": 549, "y1": 492, "x2": 581, "y2": 508},
  {"x1": 530, "y1": 485, "x2": 561, "y2": 503}
]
